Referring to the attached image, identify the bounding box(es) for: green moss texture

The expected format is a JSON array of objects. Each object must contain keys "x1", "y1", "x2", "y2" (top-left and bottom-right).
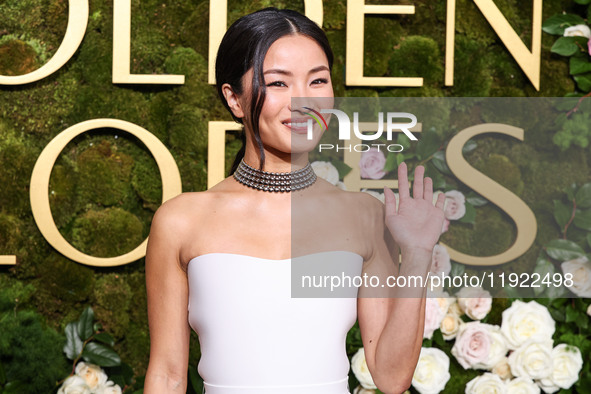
[{"x1": 0, "y1": 0, "x2": 589, "y2": 392}]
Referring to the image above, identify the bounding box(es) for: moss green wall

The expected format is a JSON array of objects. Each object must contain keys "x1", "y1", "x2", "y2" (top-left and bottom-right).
[{"x1": 0, "y1": 0, "x2": 588, "y2": 390}]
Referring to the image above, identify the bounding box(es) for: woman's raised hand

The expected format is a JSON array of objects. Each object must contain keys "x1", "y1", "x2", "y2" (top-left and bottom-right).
[{"x1": 383, "y1": 162, "x2": 446, "y2": 254}]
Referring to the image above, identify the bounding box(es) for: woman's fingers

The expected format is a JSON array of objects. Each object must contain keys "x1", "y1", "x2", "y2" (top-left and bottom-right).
[
  {"x1": 435, "y1": 192, "x2": 446, "y2": 210},
  {"x1": 424, "y1": 176, "x2": 433, "y2": 202},
  {"x1": 413, "y1": 165, "x2": 424, "y2": 199},
  {"x1": 383, "y1": 186, "x2": 398, "y2": 217},
  {"x1": 398, "y1": 162, "x2": 410, "y2": 200}
]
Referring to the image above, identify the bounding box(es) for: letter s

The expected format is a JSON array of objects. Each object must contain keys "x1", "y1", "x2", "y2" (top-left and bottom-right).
[{"x1": 443, "y1": 124, "x2": 537, "y2": 266}]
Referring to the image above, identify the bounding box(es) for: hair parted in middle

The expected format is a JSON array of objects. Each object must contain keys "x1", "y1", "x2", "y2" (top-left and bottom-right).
[{"x1": 214, "y1": 7, "x2": 334, "y2": 175}]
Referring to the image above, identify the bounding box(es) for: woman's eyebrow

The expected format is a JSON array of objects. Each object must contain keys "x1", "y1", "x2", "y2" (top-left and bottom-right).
[{"x1": 263, "y1": 65, "x2": 330, "y2": 76}]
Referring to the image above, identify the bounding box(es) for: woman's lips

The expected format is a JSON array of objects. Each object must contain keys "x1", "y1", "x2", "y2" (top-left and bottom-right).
[{"x1": 283, "y1": 119, "x2": 311, "y2": 133}]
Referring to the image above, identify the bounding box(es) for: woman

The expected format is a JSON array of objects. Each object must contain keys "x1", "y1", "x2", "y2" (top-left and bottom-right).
[{"x1": 144, "y1": 7, "x2": 446, "y2": 394}]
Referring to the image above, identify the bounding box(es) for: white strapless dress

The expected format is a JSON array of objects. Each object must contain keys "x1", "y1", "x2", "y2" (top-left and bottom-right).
[{"x1": 187, "y1": 250, "x2": 364, "y2": 394}]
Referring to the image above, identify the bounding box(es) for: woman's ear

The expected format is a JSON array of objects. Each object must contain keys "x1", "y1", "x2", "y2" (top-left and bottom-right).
[{"x1": 221, "y1": 83, "x2": 245, "y2": 119}]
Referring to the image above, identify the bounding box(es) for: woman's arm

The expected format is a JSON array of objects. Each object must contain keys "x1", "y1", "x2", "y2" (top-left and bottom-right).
[
  {"x1": 144, "y1": 200, "x2": 192, "y2": 393},
  {"x1": 358, "y1": 163, "x2": 445, "y2": 394}
]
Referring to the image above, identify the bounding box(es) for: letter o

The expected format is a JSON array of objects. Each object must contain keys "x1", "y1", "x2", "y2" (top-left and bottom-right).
[
  {"x1": 354, "y1": 144, "x2": 370, "y2": 152},
  {"x1": 0, "y1": 0, "x2": 88, "y2": 85},
  {"x1": 30, "y1": 119, "x2": 182, "y2": 267}
]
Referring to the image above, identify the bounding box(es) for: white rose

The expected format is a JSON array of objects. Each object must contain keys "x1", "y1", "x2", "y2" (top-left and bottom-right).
[
  {"x1": 351, "y1": 348, "x2": 377, "y2": 389},
  {"x1": 483, "y1": 325, "x2": 510, "y2": 370},
  {"x1": 443, "y1": 190, "x2": 466, "y2": 220},
  {"x1": 507, "y1": 339, "x2": 553, "y2": 381},
  {"x1": 448, "y1": 301, "x2": 464, "y2": 317},
  {"x1": 563, "y1": 24, "x2": 591, "y2": 38},
  {"x1": 506, "y1": 377, "x2": 540, "y2": 394},
  {"x1": 336, "y1": 181, "x2": 347, "y2": 190},
  {"x1": 353, "y1": 386, "x2": 376, "y2": 394},
  {"x1": 74, "y1": 362, "x2": 108, "y2": 390},
  {"x1": 561, "y1": 256, "x2": 591, "y2": 297},
  {"x1": 95, "y1": 381, "x2": 123, "y2": 394},
  {"x1": 451, "y1": 321, "x2": 492, "y2": 369},
  {"x1": 465, "y1": 372, "x2": 507, "y2": 394},
  {"x1": 500, "y1": 300, "x2": 555, "y2": 350},
  {"x1": 440, "y1": 312, "x2": 463, "y2": 340},
  {"x1": 412, "y1": 347, "x2": 451, "y2": 394},
  {"x1": 587, "y1": 303, "x2": 591, "y2": 317},
  {"x1": 492, "y1": 358, "x2": 513, "y2": 380},
  {"x1": 57, "y1": 376, "x2": 92, "y2": 394},
  {"x1": 361, "y1": 189, "x2": 385, "y2": 204},
  {"x1": 311, "y1": 161, "x2": 339, "y2": 185},
  {"x1": 537, "y1": 344, "x2": 583, "y2": 391},
  {"x1": 431, "y1": 244, "x2": 451, "y2": 277},
  {"x1": 434, "y1": 192, "x2": 449, "y2": 233},
  {"x1": 424, "y1": 291, "x2": 451, "y2": 339},
  {"x1": 456, "y1": 286, "x2": 492, "y2": 320},
  {"x1": 535, "y1": 379, "x2": 559, "y2": 394}
]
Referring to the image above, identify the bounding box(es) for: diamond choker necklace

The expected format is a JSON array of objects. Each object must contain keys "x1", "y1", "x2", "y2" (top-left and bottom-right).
[{"x1": 233, "y1": 158, "x2": 317, "y2": 192}]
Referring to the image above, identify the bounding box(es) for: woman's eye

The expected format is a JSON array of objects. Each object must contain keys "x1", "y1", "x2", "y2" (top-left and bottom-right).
[
  {"x1": 311, "y1": 78, "x2": 329, "y2": 85},
  {"x1": 266, "y1": 81, "x2": 287, "y2": 87}
]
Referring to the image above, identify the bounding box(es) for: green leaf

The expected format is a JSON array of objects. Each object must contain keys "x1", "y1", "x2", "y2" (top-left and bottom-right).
[
  {"x1": 466, "y1": 191, "x2": 488, "y2": 207},
  {"x1": 566, "y1": 183, "x2": 577, "y2": 201},
  {"x1": 554, "y1": 199, "x2": 573, "y2": 229},
  {"x1": 331, "y1": 160, "x2": 353, "y2": 180},
  {"x1": 397, "y1": 132, "x2": 412, "y2": 151},
  {"x1": 533, "y1": 256, "x2": 556, "y2": 296},
  {"x1": 574, "y1": 0, "x2": 591, "y2": 4},
  {"x1": 575, "y1": 183, "x2": 591, "y2": 208},
  {"x1": 545, "y1": 239, "x2": 585, "y2": 261},
  {"x1": 574, "y1": 209, "x2": 591, "y2": 230},
  {"x1": 415, "y1": 129, "x2": 441, "y2": 160},
  {"x1": 109, "y1": 374, "x2": 126, "y2": 389},
  {"x1": 93, "y1": 332, "x2": 115, "y2": 347},
  {"x1": 587, "y1": 233, "x2": 591, "y2": 248},
  {"x1": 449, "y1": 261, "x2": 465, "y2": 279},
  {"x1": 383, "y1": 152, "x2": 397, "y2": 173},
  {"x1": 542, "y1": 14, "x2": 586, "y2": 35},
  {"x1": 458, "y1": 202, "x2": 476, "y2": 224},
  {"x1": 432, "y1": 329, "x2": 445, "y2": 347},
  {"x1": 77, "y1": 307, "x2": 94, "y2": 341},
  {"x1": 574, "y1": 73, "x2": 591, "y2": 92},
  {"x1": 108, "y1": 363, "x2": 134, "y2": 386},
  {"x1": 82, "y1": 342, "x2": 121, "y2": 367},
  {"x1": 565, "y1": 304, "x2": 580, "y2": 323},
  {"x1": 396, "y1": 152, "x2": 405, "y2": 166},
  {"x1": 570, "y1": 56, "x2": 591, "y2": 75},
  {"x1": 188, "y1": 366, "x2": 203, "y2": 394},
  {"x1": 549, "y1": 306, "x2": 566, "y2": 322},
  {"x1": 551, "y1": 37, "x2": 579, "y2": 56},
  {"x1": 63, "y1": 322, "x2": 83, "y2": 360},
  {"x1": 431, "y1": 151, "x2": 452, "y2": 175},
  {"x1": 462, "y1": 139, "x2": 477, "y2": 154}
]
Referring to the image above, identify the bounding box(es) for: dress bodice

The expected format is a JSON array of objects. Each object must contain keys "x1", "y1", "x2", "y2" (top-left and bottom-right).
[{"x1": 187, "y1": 250, "x2": 364, "y2": 394}]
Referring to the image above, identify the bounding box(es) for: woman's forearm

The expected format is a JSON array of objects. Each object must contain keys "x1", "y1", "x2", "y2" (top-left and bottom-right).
[
  {"x1": 144, "y1": 366, "x2": 188, "y2": 394},
  {"x1": 373, "y1": 246, "x2": 432, "y2": 393}
]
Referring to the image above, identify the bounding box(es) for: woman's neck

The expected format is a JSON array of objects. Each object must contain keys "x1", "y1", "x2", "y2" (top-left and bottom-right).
[{"x1": 243, "y1": 150, "x2": 310, "y2": 173}]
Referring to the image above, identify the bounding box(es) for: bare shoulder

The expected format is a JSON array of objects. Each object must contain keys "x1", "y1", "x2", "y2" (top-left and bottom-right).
[
  {"x1": 337, "y1": 187, "x2": 384, "y2": 221},
  {"x1": 151, "y1": 192, "x2": 208, "y2": 233},
  {"x1": 311, "y1": 178, "x2": 384, "y2": 220}
]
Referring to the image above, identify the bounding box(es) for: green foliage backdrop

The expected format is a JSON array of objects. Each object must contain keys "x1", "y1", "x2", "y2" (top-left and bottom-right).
[{"x1": 0, "y1": 0, "x2": 589, "y2": 391}]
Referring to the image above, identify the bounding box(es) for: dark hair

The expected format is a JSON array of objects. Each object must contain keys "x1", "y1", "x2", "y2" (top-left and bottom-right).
[{"x1": 215, "y1": 7, "x2": 334, "y2": 174}]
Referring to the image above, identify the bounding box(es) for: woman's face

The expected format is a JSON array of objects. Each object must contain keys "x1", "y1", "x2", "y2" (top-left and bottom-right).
[{"x1": 241, "y1": 34, "x2": 334, "y2": 155}]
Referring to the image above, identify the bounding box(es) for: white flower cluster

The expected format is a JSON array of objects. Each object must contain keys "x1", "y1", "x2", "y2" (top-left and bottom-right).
[
  {"x1": 58, "y1": 362, "x2": 122, "y2": 394},
  {"x1": 460, "y1": 300, "x2": 583, "y2": 394}
]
